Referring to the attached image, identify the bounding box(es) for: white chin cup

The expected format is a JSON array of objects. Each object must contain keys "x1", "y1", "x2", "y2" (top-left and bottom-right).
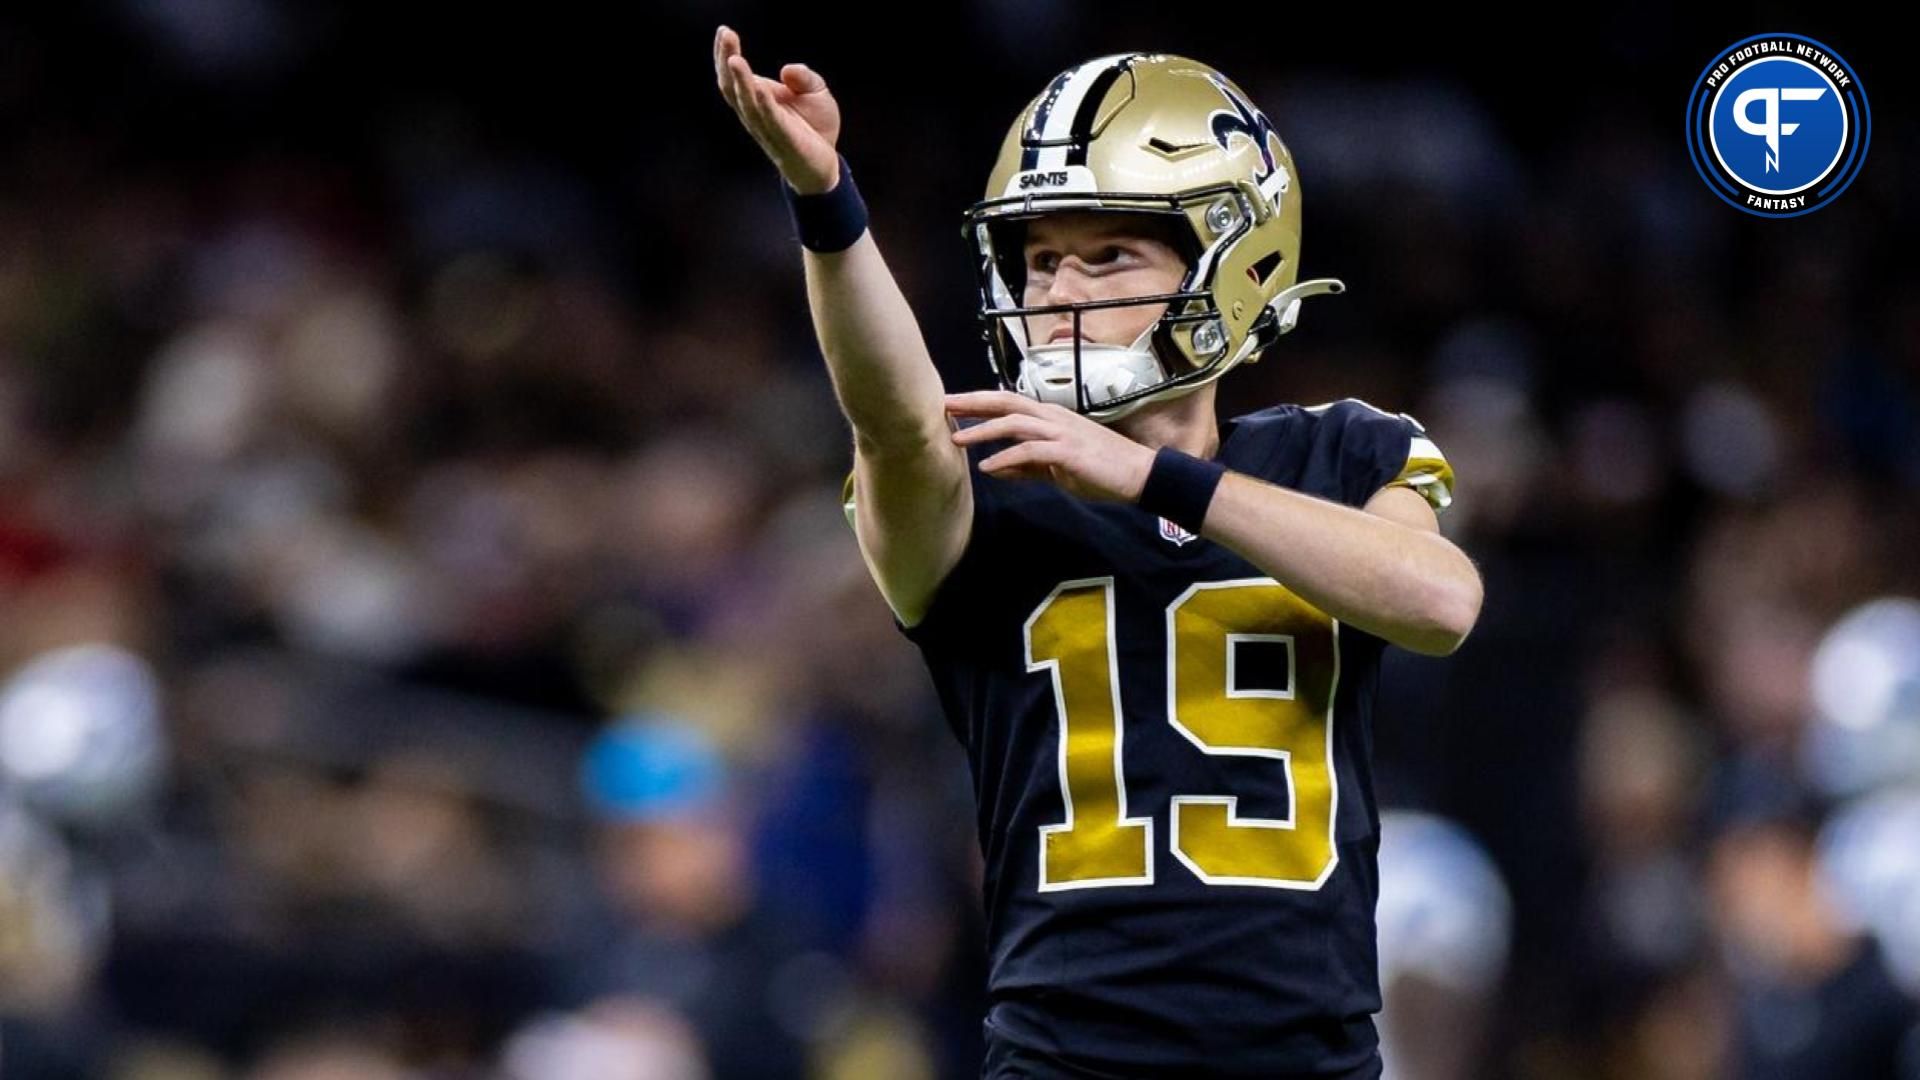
[{"x1": 1014, "y1": 324, "x2": 1166, "y2": 413}]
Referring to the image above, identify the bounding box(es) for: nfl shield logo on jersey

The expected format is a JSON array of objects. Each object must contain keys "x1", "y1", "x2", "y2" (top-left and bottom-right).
[{"x1": 1157, "y1": 516, "x2": 1197, "y2": 546}]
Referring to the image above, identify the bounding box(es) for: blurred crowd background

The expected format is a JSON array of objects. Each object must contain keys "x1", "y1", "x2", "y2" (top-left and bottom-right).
[{"x1": 0, "y1": 3, "x2": 1915, "y2": 1078}]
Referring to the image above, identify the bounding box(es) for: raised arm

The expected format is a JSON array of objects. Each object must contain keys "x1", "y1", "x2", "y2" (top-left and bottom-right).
[{"x1": 714, "y1": 26, "x2": 969, "y2": 626}]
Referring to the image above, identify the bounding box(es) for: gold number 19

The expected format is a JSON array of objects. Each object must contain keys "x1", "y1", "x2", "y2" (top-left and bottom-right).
[{"x1": 1026, "y1": 576, "x2": 1341, "y2": 892}]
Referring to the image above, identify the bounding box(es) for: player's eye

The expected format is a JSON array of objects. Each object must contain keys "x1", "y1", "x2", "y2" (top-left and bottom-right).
[{"x1": 1029, "y1": 248, "x2": 1125, "y2": 273}]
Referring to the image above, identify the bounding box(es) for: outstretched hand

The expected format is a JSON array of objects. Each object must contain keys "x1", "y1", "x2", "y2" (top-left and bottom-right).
[
  {"x1": 713, "y1": 25, "x2": 843, "y2": 195},
  {"x1": 946, "y1": 391, "x2": 1157, "y2": 505}
]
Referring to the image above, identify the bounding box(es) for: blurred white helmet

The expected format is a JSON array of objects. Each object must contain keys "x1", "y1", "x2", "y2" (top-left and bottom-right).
[
  {"x1": 1803, "y1": 596, "x2": 1920, "y2": 798},
  {"x1": 1376, "y1": 810, "x2": 1512, "y2": 994},
  {"x1": 1815, "y1": 786, "x2": 1920, "y2": 996},
  {"x1": 0, "y1": 644, "x2": 166, "y2": 828}
]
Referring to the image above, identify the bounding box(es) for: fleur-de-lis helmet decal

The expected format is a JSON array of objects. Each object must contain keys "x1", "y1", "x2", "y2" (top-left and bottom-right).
[{"x1": 1207, "y1": 74, "x2": 1279, "y2": 181}]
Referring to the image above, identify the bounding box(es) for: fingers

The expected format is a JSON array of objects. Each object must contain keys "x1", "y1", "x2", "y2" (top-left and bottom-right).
[
  {"x1": 714, "y1": 27, "x2": 771, "y2": 123},
  {"x1": 952, "y1": 414, "x2": 1052, "y2": 446},
  {"x1": 716, "y1": 35, "x2": 750, "y2": 115},
  {"x1": 979, "y1": 441, "x2": 1059, "y2": 474},
  {"x1": 731, "y1": 56, "x2": 769, "y2": 127},
  {"x1": 725, "y1": 56, "x2": 780, "y2": 151},
  {"x1": 984, "y1": 461, "x2": 1050, "y2": 482},
  {"x1": 944, "y1": 390, "x2": 1050, "y2": 418},
  {"x1": 716, "y1": 27, "x2": 805, "y2": 116},
  {"x1": 714, "y1": 26, "x2": 743, "y2": 102},
  {"x1": 730, "y1": 62, "x2": 785, "y2": 141},
  {"x1": 781, "y1": 63, "x2": 826, "y2": 94},
  {"x1": 715, "y1": 26, "x2": 831, "y2": 187}
]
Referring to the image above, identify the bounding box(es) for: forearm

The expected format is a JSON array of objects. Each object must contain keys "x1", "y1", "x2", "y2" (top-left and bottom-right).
[
  {"x1": 804, "y1": 231, "x2": 951, "y2": 456},
  {"x1": 1199, "y1": 471, "x2": 1481, "y2": 655}
]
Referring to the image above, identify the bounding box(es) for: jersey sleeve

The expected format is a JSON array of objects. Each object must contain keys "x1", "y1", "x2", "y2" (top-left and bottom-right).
[
  {"x1": 1334, "y1": 399, "x2": 1455, "y2": 514},
  {"x1": 1384, "y1": 423, "x2": 1454, "y2": 513},
  {"x1": 838, "y1": 435, "x2": 1016, "y2": 648}
]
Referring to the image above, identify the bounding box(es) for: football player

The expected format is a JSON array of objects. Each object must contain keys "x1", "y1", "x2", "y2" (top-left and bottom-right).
[{"x1": 715, "y1": 28, "x2": 1483, "y2": 1079}]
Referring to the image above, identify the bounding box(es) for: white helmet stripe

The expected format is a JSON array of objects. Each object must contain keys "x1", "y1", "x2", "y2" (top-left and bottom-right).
[{"x1": 1033, "y1": 56, "x2": 1133, "y2": 170}]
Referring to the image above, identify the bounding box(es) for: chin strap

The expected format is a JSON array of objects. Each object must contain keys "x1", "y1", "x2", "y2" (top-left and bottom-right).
[{"x1": 1268, "y1": 277, "x2": 1346, "y2": 337}]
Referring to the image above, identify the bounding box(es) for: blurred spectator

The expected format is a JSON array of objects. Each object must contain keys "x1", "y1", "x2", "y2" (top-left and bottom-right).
[
  {"x1": 244, "y1": 1031, "x2": 412, "y2": 1080},
  {"x1": 561, "y1": 716, "x2": 816, "y2": 1080},
  {"x1": 1703, "y1": 764, "x2": 1920, "y2": 1079},
  {"x1": 1572, "y1": 685, "x2": 1711, "y2": 1037},
  {"x1": 1375, "y1": 811, "x2": 1511, "y2": 1080},
  {"x1": 499, "y1": 996, "x2": 710, "y2": 1080}
]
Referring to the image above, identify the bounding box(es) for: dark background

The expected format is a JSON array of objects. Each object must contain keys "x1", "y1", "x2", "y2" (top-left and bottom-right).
[{"x1": 0, "y1": 4, "x2": 1913, "y2": 1078}]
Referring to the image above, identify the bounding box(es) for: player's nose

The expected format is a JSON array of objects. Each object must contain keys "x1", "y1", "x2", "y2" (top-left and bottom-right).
[{"x1": 1044, "y1": 265, "x2": 1092, "y2": 305}]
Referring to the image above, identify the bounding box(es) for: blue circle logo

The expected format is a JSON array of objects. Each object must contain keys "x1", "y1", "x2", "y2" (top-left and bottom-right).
[{"x1": 1687, "y1": 34, "x2": 1869, "y2": 217}]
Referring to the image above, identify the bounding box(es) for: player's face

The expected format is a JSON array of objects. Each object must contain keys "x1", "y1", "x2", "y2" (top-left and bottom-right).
[{"x1": 1021, "y1": 212, "x2": 1189, "y2": 350}]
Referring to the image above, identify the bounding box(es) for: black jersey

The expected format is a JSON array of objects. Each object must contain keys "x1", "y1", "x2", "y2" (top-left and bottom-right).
[{"x1": 842, "y1": 398, "x2": 1455, "y2": 1078}]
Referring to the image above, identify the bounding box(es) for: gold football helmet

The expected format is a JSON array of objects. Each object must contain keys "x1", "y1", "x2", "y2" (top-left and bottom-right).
[{"x1": 963, "y1": 53, "x2": 1344, "y2": 423}]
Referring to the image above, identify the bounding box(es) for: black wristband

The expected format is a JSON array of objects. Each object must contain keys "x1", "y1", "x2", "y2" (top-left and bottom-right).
[
  {"x1": 1137, "y1": 446, "x2": 1227, "y2": 534},
  {"x1": 781, "y1": 154, "x2": 868, "y2": 253}
]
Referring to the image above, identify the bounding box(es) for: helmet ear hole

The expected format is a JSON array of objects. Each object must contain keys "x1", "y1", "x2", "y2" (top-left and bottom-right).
[{"x1": 1250, "y1": 252, "x2": 1282, "y2": 286}]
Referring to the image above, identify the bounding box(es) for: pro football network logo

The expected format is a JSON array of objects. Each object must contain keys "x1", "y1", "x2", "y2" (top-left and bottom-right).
[{"x1": 1686, "y1": 33, "x2": 1869, "y2": 218}]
